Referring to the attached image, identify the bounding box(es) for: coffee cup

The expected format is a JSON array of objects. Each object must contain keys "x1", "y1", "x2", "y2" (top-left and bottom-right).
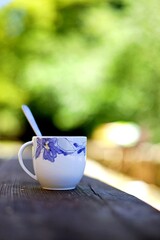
[{"x1": 18, "y1": 136, "x2": 87, "y2": 190}]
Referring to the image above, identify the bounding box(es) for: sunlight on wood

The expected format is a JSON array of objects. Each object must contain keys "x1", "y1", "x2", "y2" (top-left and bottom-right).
[
  {"x1": 0, "y1": 141, "x2": 22, "y2": 159},
  {"x1": 85, "y1": 158, "x2": 160, "y2": 211}
]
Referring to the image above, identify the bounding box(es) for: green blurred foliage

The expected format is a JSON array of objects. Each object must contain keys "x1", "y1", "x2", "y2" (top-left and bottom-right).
[{"x1": 0, "y1": 0, "x2": 160, "y2": 141}]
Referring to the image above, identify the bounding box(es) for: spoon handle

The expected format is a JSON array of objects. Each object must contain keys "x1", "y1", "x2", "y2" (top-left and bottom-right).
[{"x1": 22, "y1": 105, "x2": 42, "y2": 136}]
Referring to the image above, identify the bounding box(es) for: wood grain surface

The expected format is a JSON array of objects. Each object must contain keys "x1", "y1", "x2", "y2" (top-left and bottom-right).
[{"x1": 0, "y1": 158, "x2": 160, "y2": 240}]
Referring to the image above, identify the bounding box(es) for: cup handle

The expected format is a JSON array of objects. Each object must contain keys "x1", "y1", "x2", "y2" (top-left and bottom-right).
[{"x1": 18, "y1": 141, "x2": 37, "y2": 180}]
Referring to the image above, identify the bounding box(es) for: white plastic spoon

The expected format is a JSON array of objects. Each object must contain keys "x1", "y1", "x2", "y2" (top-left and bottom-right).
[{"x1": 22, "y1": 105, "x2": 42, "y2": 136}]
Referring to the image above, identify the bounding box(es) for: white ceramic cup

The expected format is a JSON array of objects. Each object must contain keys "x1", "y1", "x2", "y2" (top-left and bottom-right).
[{"x1": 18, "y1": 136, "x2": 87, "y2": 190}]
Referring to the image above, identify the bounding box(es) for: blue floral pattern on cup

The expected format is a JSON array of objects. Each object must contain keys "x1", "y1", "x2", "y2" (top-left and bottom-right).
[{"x1": 35, "y1": 137, "x2": 86, "y2": 162}]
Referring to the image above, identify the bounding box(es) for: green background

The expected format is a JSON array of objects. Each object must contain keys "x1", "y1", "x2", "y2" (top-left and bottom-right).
[{"x1": 0, "y1": 0, "x2": 160, "y2": 142}]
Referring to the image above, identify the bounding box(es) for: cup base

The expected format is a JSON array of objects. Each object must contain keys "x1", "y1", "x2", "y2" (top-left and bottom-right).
[{"x1": 42, "y1": 186, "x2": 76, "y2": 190}]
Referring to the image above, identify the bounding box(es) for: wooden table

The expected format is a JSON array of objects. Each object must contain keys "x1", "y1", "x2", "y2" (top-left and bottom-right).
[{"x1": 0, "y1": 158, "x2": 160, "y2": 240}]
